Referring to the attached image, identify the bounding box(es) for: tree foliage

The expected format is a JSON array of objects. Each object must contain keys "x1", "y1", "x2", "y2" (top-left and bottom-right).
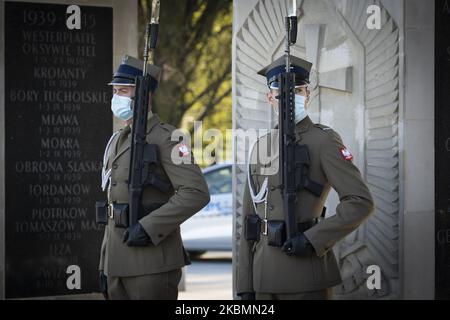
[{"x1": 138, "y1": 0, "x2": 232, "y2": 137}]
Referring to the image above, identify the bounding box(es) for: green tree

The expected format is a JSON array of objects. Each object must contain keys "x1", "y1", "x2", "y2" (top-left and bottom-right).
[{"x1": 138, "y1": 0, "x2": 232, "y2": 137}]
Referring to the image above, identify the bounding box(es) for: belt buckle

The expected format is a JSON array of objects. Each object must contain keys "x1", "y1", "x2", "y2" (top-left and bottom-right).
[
  {"x1": 262, "y1": 219, "x2": 268, "y2": 236},
  {"x1": 108, "y1": 204, "x2": 114, "y2": 219}
]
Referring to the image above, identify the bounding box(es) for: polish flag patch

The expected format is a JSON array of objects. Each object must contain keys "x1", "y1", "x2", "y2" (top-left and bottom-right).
[
  {"x1": 178, "y1": 143, "x2": 190, "y2": 157},
  {"x1": 339, "y1": 147, "x2": 353, "y2": 161}
]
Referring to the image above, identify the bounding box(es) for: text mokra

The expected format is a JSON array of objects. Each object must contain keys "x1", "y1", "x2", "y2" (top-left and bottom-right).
[{"x1": 41, "y1": 137, "x2": 80, "y2": 149}]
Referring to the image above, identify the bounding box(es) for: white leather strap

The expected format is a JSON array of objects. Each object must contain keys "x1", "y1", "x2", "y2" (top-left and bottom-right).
[
  {"x1": 101, "y1": 131, "x2": 120, "y2": 191},
  {"x1": 247, "y1": 139, "x2": 268, "y2": 213}
]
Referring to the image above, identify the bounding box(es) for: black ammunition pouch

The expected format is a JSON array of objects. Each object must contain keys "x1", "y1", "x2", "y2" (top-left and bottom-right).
[
  {"x1": 95, "y1": 201, "x2": 108, "y2": 225},
  {"x1": 244, "y1": 215, "x2": 320, "y2": 247},
  {"x1": 244, "y1": 214, "x2": 261, "y2": 242},
  {"x1": 244, "y1": 214, "x2": 319, "y2": 248},
  {"x1": 112, "y1": 202, "x2": 165, "y2": 229},
  {"x1": 267, "y1": 220, "x2": 286, "y2": 247},
  {"x1": 267, "y1": 219, "x2": 320, "y2": 247},
  {"x1": 113, "y1": 203, "x2": 129, "y2": 228}
]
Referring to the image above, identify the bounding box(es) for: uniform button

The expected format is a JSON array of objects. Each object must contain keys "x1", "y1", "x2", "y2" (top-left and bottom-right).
[
  {"x1": 158, "y1": 234, "x2": 164, "y2": 238},
  {"x1": 111, "y1": 181, "x2": 117, "y2": 186},
  {"x1": 270, "y1": 186, "x2": 276, "y2": 191},
  {"x1": 112, "y1": 164, "x2": 118, "y2": 169},
  {"x1": 269, "y1": 204, "x2": 274, "y2": 211}
]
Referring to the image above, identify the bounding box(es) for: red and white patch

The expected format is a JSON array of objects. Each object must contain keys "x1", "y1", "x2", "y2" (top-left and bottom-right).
[
  {"x1": 339, "y1": 147, "x2": 353, "y2": 161},
  {"x1": 177, "y1": 143, "x2": 190, "y2": 157}
]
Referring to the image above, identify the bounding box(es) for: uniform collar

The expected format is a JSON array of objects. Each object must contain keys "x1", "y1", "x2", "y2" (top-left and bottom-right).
[
  {"x1": 128, "y1": 110, "x2": 154, "y2": 127},
  {"x1": 274, "y1": 115, "x2": 313, "y2": 132},
  {"x1": 146, "y1": 112, "x2": 159, "y2": 134},
  {"x1": 113, "y1": 112, "x2": 159, "y2": 163},
  {"x1": 296, "y1": 115, "x2": 313, "y2": 133},
  {"x1": 295, "y1": 116, "x2": 313, "y2": 142}
]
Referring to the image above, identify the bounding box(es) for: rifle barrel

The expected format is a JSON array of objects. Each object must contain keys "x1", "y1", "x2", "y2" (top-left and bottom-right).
[
  {"x1": 143, "y1": 0, "x2": 160, "y2": 73},
  {"x1": 143, "y1": 23, "x2": 151, "y2": 75}
]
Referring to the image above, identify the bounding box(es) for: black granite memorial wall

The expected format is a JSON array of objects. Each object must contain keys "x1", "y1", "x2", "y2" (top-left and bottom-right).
[{"x1": 4, "y1": 1, "x2": 112, "y2": 298}]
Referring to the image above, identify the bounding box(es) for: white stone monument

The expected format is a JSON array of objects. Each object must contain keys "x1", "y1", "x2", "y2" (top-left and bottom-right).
[{"x1": 232, "y1": 0, "x2": 434, "y2": 299}]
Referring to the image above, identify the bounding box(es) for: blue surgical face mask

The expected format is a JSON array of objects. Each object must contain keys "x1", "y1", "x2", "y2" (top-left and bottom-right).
[
  {"x1": 111, "y1": 94, "x2": 134, "y2": 121},
  {"x1": 294, "y1": 94, "x2": 307, "y2": 123}
]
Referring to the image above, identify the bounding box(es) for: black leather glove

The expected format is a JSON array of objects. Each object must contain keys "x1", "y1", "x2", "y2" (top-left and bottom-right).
[
  {"x1": 238, "y1": 292, "x2": 255, "y2": 300},
  {"x1": 122, "y1": 222, "x2": 152, "y2": 247},
  {"x1": 99, "y1": 270, "x2": 108, "y2": 300},
  {"x1": 281, "y1": 232, "x2": 315, "y2": 257}
]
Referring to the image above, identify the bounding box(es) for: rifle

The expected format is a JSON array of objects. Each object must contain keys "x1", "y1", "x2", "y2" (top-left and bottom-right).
[
  {"x1": 278, "y1": 3, "x2": 323, "y2": 240},
  {"x1": 128, "y1": 0, "x2": 170, "y2": 227}
]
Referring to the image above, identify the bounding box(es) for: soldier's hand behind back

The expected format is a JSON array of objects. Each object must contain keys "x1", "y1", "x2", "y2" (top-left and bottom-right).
[
  {"x1": 281, "y1": 233, "x2": 315, "y2": 257},
  {"x1": 122, "y1": 222, "x2": 153, "y2": 247}
]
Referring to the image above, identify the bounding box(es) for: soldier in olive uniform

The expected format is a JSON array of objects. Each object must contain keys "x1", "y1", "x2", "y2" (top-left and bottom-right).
[
  {"x1": 98, "y1": 55, "x2": 210, "y2": 300},
  {"x1": 236, "y1": 56, "x2": 375, "y2": 300}
]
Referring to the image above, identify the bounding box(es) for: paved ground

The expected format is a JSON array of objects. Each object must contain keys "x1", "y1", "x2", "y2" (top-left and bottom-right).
[{"x1": 179, "y1": 251, "x2": 233, "y2": 300}]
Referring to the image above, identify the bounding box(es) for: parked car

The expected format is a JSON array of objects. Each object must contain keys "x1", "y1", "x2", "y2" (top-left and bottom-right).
[{"x1": 181, "y1": 163, "x2": 232, "y2": 257}]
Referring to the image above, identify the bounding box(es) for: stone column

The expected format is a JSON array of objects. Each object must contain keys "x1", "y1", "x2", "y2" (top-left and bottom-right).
[{"x1": 401, "y1": 0, "x2": 435, "y2": 299}]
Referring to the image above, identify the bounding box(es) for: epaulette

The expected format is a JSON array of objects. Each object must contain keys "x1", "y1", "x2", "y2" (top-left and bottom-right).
[
  {"x1": 314, "y1": 123, "x2": 333, "y2": 132},
  {"x1": 158, "y1": 121, "x2": 172, "y2": 132}
]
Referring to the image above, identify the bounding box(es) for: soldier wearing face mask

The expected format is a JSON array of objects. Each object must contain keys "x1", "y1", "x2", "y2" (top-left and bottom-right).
[
  {"x1": 236, "y1": 56, "x2": 374, "y2": 300},
  {"x1": 97, "y1": 55, "x2": 210, "y2": 300}
]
